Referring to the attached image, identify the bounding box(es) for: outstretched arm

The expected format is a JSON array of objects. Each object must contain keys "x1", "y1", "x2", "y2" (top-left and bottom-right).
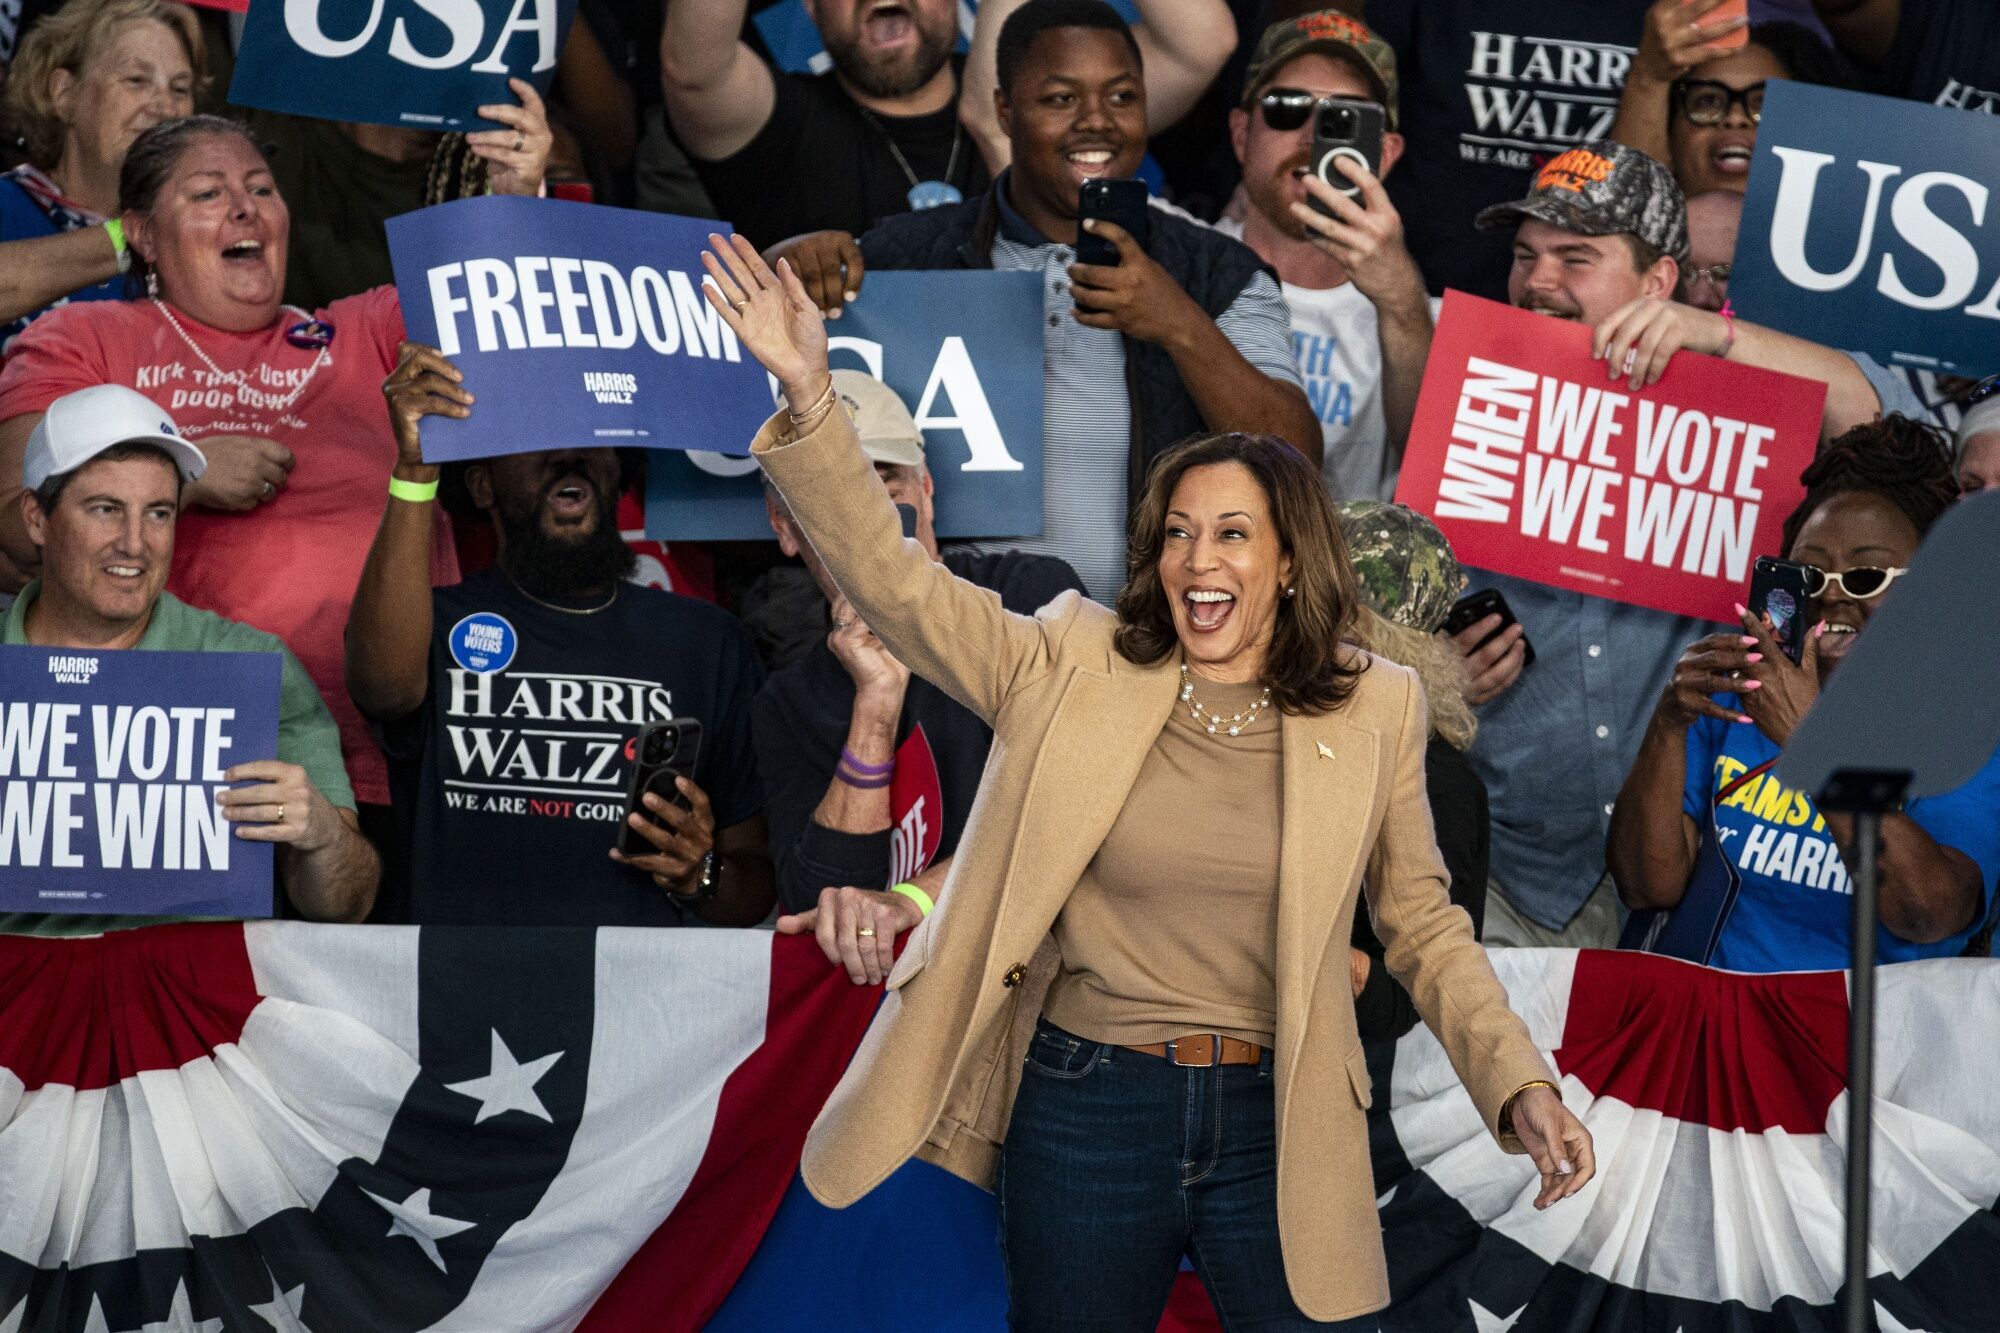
[{"x1": 700, "y1": 233, "x2": 1067, "y2": 723}]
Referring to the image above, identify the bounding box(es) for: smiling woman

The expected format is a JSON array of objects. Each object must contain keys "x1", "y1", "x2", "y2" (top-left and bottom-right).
[
  {"x1": 702, "y1": 229, "x2": 1596, "y2": 1331},
  {"x1": 0, "y1": 103, "x2": 549, "y2": 828}
]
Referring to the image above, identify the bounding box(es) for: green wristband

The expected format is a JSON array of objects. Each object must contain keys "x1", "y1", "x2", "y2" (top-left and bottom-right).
[
  {"x1": 888, "y1": 881, "x2": 934, "y2": 918},
  {"x1": 388, "y1": 475, "x2": 439, "y2": 503},
  {"x1": 103, "y1": 218, "x2": 130, "y2": 274}
]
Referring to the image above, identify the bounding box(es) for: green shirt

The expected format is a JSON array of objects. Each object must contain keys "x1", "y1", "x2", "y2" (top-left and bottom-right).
[{"x1": 1, "y1": 583, "x2": 354, "y2": 937}]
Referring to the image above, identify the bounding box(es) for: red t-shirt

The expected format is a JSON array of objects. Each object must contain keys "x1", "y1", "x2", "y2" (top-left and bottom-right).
[{"x1": 0, "y1": 287, "x2": 459, "y2": 804}]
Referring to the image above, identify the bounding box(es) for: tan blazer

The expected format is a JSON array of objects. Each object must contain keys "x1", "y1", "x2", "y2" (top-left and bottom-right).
[{"x1": 753, "y1": 409, "x2": 1556, "y2": 1322}]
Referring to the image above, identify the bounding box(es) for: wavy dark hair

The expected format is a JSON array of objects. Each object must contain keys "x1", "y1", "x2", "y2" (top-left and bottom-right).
[
  {"x1": 1115, "y1": 433, "x2": 1366, "y2": 715},
  {"x1": 1782, "y1": 414, "x2": 1958, "y2": 554}
]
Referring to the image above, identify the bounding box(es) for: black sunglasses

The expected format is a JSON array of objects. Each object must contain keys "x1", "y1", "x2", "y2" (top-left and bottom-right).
[
  {"x1": 1672, "y1": 79, "x2": 1766, "y2": 126},
  {"x1": 1256, "y1": 87, "x2": 1379, "y2": 132}
]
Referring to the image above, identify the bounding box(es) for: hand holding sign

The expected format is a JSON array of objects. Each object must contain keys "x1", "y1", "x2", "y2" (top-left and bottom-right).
[
  {"x1": 216, "y1": 760, "x2": 345, "y2": 850},
  {"x1": 766, "y1": 231, "x2": 867, "y2": 320},
  {"x1": 383, "y1": 342, "x2": 472, "y2": 471},
  {"x1": 468, "y1": 78, "x2": 554, "y2": 198},
  {"x1": 1593, "y1": 296, "x2": 1730, "y2": 392}
]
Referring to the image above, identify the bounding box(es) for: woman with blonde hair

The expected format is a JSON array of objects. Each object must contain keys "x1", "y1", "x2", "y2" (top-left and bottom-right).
[
  {"x1": 1336, "y1": 501, "x2": 1492, "y2": 1043},
  {"x1": 0, "y1": 0, "x2": 202, "y2": 349}
]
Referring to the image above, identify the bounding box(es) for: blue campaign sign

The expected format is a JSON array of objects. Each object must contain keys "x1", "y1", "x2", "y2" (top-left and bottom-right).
[
  {"x1": 229, "y1": 0, "x2": 577, "y2": 131},
  {"x1": 1731, "y1": 82, "x2": 2000, "y2": 378},
  {"x1": 388, "y1": 196, "x2": 774, "y2": 463},
  {"x1": 0, "y1": 646, "x2": 281, "y2": 920},
  {"x1": 645, "y1": 269, "x2": 1045, "y2": 540}
]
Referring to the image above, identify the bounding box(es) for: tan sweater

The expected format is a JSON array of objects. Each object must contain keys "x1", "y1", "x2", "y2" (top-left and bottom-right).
[{"x1": 1043, "y1": 676, "x2": 1282, "y2": 1046}]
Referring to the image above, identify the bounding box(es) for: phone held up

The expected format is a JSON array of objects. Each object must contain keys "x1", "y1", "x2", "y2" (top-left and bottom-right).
[
  {"x1": 617, "y1": 718, "x2": 703, "y2": 858},
  {"x1": 1075, "y1": 178, "x2": 1153, "y2": 267},
  {"x1": 1747, "y1": 556, "x2": 1813, "y2": 665},
  {"x1": 1442, "y1": 588, "x2": 1537, "y2": 671},
  {"x1": 1309, "y1": 97, "x2": 1385, "y2": 217}
]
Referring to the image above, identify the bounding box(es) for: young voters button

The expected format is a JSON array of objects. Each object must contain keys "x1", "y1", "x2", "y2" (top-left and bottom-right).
[
  {"x1": 389, "y1": 197, "x2": 774, "y2": 463},
  {"x1": 450, "y1": 613, "x2": 517, "y2": 675},
  {"x1": 1393, "y1": 292, "x2": 1827, "y2": 623}
]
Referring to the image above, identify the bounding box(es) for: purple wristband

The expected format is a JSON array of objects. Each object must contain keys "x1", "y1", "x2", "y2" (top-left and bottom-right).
[
  {"x1": 837, "y1": 767, "x2": 892, "y2": 790},
  {"x1": 840, "y1": 747, "x2": 895, "y2": 777}
]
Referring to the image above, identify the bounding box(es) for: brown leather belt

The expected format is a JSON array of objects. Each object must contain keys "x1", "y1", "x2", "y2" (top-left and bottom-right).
[{"x1": 1122, "y1": 1033, "x2": 1264, "y2": 1067}]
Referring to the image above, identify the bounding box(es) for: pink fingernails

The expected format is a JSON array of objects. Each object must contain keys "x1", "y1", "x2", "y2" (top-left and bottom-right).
[
  {"x1": 1738, "y1": 714, "x2": 1754, "y2": 724},
  {"x1": 1745, "y1": 653, "x2": 1762, "y2": 663},
  {"x1": 1732, "y1": 602, "x2": 1749, "y2": 618},
  {"x1": 1740, "y1": 636, "x2": 1759, "y2": 646},
  {"x1": 1813, "y1": 621, "x2": 1827, "y2": 637},
  {"x1": 1741, "y1": 680, "x2": 1762, "y2": 690}
]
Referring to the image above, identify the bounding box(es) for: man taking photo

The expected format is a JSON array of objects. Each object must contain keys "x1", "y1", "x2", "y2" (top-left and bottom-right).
[
  {"x1": 346, "y1": 345, "x2": 774, "y2": 928},
  {"x1": 3, "y1": 386, "x2": 376, "y2": 935}
]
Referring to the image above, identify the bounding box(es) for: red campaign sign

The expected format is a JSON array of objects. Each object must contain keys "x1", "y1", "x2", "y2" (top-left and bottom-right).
[
  {"x1": 888, "y1": 724, "x2": 943, "y2": 886},
  {"x1": 185, "y1": 0, "x2": 247, "y2": 11},
  {"x1": 1394, "y1": 291, "x2": 1825, "y2": 623}
]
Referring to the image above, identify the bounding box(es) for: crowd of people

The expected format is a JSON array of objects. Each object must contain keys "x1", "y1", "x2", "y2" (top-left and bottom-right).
[
  {"x1": 0, "y1": 0, "x2": 1993, "y2": 973},
  {"x1": 1, "y1": 0, "x2": 1996, "y2": 1324}
]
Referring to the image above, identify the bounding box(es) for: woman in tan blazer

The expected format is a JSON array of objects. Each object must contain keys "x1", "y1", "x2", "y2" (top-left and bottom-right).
[{"x1": 700, "y1": 235, "x2": 1595, "y2": 1331}]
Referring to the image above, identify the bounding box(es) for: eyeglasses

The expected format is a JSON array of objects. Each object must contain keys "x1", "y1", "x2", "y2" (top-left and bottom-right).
[
  {"x1": 1799, "y1": 565, "x2": 1907, "y2": 599},
  {"x1": 1672, "y1": 79, "x2": 1766, "y2": 126},
  {"x1": 1257, "y1": 87, "x2": 1380, "y2": 132},
  {"x1": 1686, "y1": 262, "x2": 1732, "y2": 288}
]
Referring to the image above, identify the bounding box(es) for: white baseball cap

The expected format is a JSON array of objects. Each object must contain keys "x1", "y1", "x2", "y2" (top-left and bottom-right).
[
  {"x1": 831, "y1": 370, "x2": 926, "y2": 469},
  {"x1": 23, "y1": 384, "x2": 207, "y2": 492}
]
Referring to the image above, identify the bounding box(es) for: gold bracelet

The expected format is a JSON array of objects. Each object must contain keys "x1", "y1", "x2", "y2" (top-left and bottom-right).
[
  {"x1": 785, "y1": 377, "x2": 836, "y2": 427},
  {"x1": 1498, "y1": 1079, "x2": 1559, "y2": 1137}
]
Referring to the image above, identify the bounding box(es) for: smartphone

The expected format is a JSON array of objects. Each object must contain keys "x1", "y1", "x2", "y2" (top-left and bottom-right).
[
  {"x1": 1310, "y1": 97, "x2": 1386, "y2": 216},
  {"x1": 896, "y1": 502, "x2": 919, "y2": 540},
  {"x1": 1691, "y1": 0, "x2": 1750, "y2": 51},
  {"x1": 616, "y1": 718, "x2": 703, "y2": 857},
  {"x1": 1075, "y1": 178, "x2": 1153, "y2": 266},
  {"x1": 1748, "y1": 556, "x2": 1813, "y2": 664},
  {"x1": 1441, "y1": 588, "x2": 1537, "y2": 670}
]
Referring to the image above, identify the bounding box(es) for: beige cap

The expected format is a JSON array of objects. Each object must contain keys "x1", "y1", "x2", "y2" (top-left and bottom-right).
[{"x1": 832, "y1": 369, "x2": 925, "y2": 468}]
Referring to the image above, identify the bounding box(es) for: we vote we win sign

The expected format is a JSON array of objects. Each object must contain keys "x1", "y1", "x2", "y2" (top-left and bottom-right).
[{"x1": 1395, "y1": 293, "x2": 1825, "y2": 623}]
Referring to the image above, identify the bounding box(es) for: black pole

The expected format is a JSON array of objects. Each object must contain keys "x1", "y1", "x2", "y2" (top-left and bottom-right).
[{"x1": 1841, "y1": 809, "x2": 1881, "y2": 1333}]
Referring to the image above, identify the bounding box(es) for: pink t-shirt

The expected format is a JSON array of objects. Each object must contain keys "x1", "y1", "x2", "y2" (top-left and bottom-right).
[{"x1": 0, "y1": 286, "x2": 459, "y2": 804}]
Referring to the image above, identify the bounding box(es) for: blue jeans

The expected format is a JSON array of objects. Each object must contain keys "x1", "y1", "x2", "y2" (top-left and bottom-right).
[{"x1": 998, "y1": 1021, "x2": 1381, "y2": 1333}]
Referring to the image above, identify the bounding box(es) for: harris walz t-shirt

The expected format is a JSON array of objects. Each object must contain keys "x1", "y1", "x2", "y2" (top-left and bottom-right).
[
  {"x1": 1366, "y1": 0, "x2": 1649, "y2": 302},
  {"x1": 1867, "y1": 0, "x2": 2000, "y2": 113},
  {"x1": 691, "y1": 63, "x2": 989, "y2": 247},
  {"x1": 385, "y1": 569, "x2": 766, "y2": 926}
]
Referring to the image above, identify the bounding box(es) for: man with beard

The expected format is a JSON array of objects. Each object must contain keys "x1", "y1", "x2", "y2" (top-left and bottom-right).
[
  {"x1": 660, "y1": 0, "x2": 1235, "y2": 247},
  {"x1": 346, "y1": 344, "x2": 774, "y2": 927},
  {"x1": 1216, "y1": 11, "x2": 1439, "y2": 503},
  {"x1": 1442, "y1": 141, "x2": 1910, "y2": 948},
  {"x1": 771, "y1": 0, "x2": 1317, "y2": 602}
]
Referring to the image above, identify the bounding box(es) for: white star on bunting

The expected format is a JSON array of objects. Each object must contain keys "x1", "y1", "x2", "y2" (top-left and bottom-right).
[
  {"x1": 445, "y1": 1030, "x2": 564, "y2": 1124},
  {"x1": 248, "y1": 1281, "x2": 310, "y2": 1332},
  {"x1": 1375, "y1": 1184, "x2": 1397, "y2": 1209},
  {"x1": 140, "y1": 1280, "x2": 222, "y2": 1333},
  {"x1": 1469, "y1": 1297, "x2": 1528, "y2": 1332},
  {"x1": 83, "y1": 1296, "x2": 112, "y2": 1333},
  {"x1": 361, "y1": 1186, "x2": 477, "y2": 1272}
]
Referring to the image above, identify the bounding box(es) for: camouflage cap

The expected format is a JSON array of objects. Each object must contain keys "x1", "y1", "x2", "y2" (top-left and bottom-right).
[
  {"x1": 1336, "y1": 501, "x2": 1466, "y2": 634},
  {"x1": 1473, "y1": 141, "x2": 1689, "y2": 266},
  {"x1": 1241, "y1": 10, "x2": 1400, "y2": 131}
]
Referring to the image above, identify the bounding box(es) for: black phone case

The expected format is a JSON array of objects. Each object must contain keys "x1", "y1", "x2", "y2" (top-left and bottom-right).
[
  {"x1": 1075, "y1": 179, "x2": 1152, "y2": 266},
  {"x1": 617, "y1": 720, "x2": 703, "y2": 857},
  {"x1": 1748, "y1": 557, "x2": 1813, "y2": 665},
  {"x1": 1309, "y1": 98, "x2": 1385, "y2": 217},
  {"x1": 1443, "y1": 589, "x2": 1537, "y2": 670}
]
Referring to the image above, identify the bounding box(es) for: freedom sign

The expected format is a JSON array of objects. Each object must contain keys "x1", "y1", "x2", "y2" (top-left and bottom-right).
[
  {"x1": 1394, "y1": 292, "x2": 1824, "y2": 623},
  {"x1": 1730, "y1": 81, "x2": 2000, "y2": 378},
  {"x1": 229, "y1": 0, "x2": 576, "y2": 130},
  {"x1": 646, "y1": 270, "x2": 1045, "y2": 540},
  {"x1": 0, "y1": 646, "x2": 280, "y2": 919},
  {"x1": 388, "y1": 197, "x2": 774, "y2": 463}
]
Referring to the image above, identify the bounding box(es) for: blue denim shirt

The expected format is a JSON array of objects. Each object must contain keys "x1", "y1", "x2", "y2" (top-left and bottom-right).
[{"x1": 1463, "y1": 571, "x2": 1718, "y2": 930}]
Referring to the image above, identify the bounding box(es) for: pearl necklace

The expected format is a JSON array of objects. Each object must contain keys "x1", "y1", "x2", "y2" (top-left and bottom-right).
[
  {"x1": 151, "y1": 299, "x2": 330, "y2": 413},
  {"x1": 1179, "y1": 662, "x2": 1272, "y2": 737}
]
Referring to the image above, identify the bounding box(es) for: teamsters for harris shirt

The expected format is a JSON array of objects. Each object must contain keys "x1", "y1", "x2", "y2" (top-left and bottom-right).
[{"x1": 381, "y1": 569, "x2": 765, "y2": 927}]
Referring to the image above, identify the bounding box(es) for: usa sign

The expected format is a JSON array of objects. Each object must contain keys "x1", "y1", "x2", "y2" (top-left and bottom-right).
[
  {"x1": 646, "y1": 269, "x2": 1045, "y2": 541},
  {"x1": 388, "y1": 197, "x2": 774, "y2": 463},
  {"x1": 229, "y1": 0, "x2": 576, "y2": 131},
  {"x1": 1394, "y1": 292, "x2": 1825, "y2": 623},
  {"x1": 0, "y1": 645, "x2": 280, "y2": 919},
  {"x1": 1730, "y1": 81, "x2": 2000, "y2": 378}
]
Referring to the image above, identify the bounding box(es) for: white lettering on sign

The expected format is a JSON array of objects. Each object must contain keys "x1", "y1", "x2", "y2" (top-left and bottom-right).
[
  {"x1": 1430, "y1": 356, "x2": 1775, "y2": 584},
  {"x1": 1764, "y1": 148, "x2": 2000, "y2": 320},
  {"x1": 426, "y1": 259, "x2": 745, "y2": 361},
  {"x1": 282, "y1": 0, "x2": 559, "y2": 74}
]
